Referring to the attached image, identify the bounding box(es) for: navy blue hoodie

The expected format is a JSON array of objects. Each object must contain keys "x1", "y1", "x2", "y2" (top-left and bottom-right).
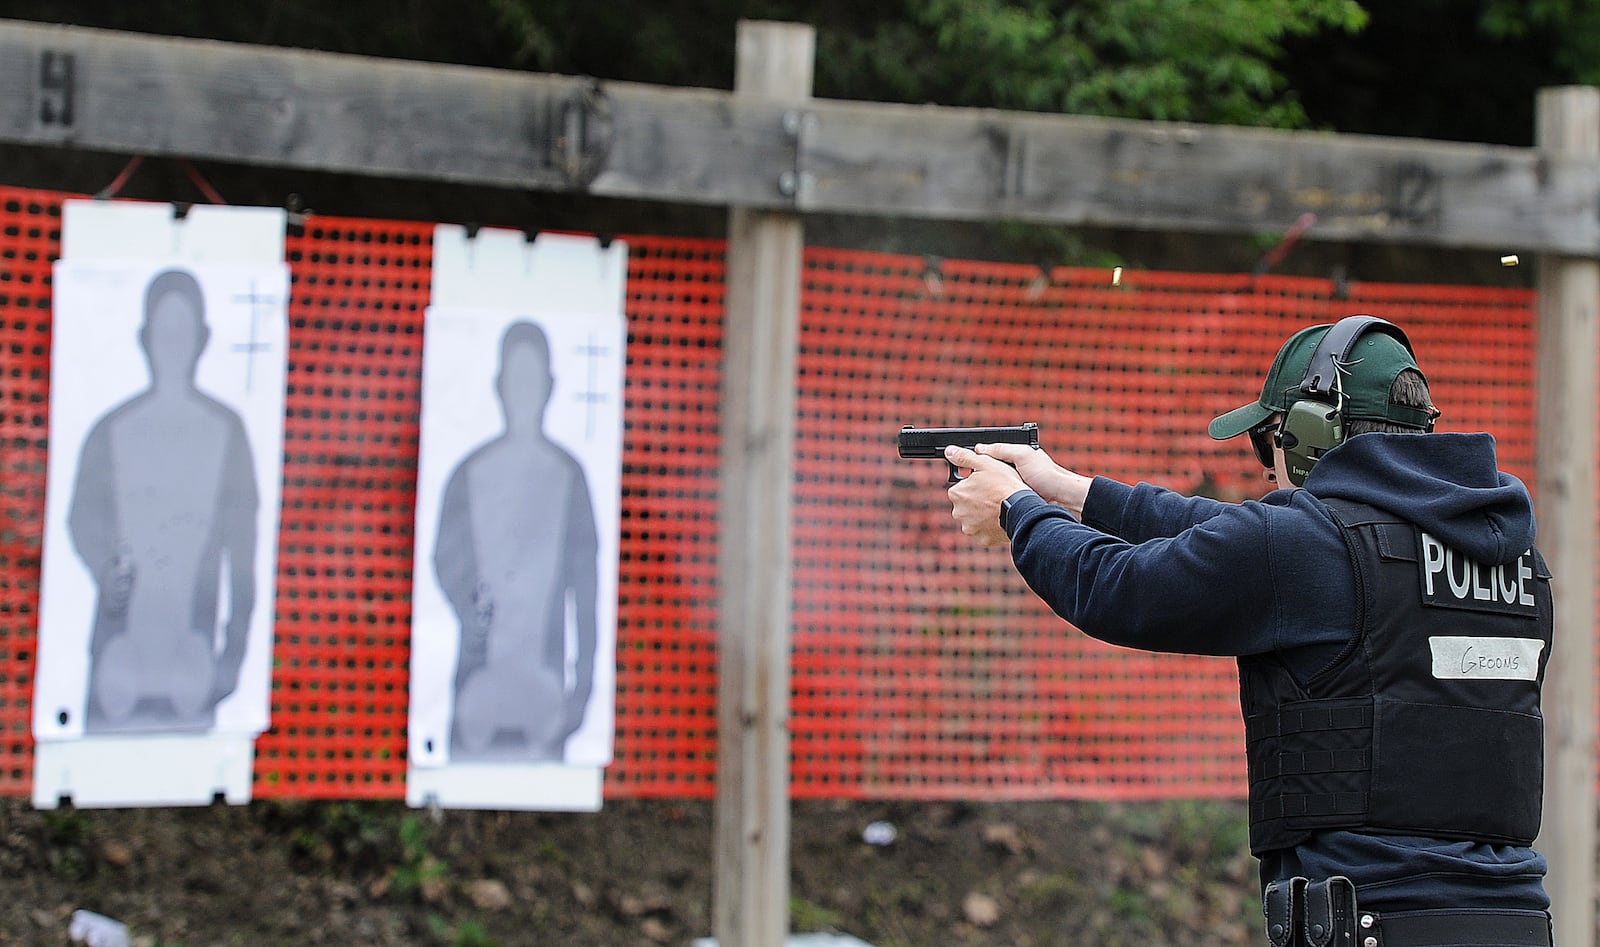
[{"x1": 1001, "y1": 431, "x2": 1550, "y2": 912}]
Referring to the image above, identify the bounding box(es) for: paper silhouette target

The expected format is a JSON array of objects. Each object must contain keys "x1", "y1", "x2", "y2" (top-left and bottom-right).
[
  {"x1": 434, "y1": 322, "x2": 600, "y2": 761},
  {"x1": 68, "y1": 269, "x2": 261, "y2": 733},
  {"x1": 408, "y1": 227, "x2": 625, "y2": 786},
  {"x1": 35, "y1": 204, "x2": 288, "y2": 746}
]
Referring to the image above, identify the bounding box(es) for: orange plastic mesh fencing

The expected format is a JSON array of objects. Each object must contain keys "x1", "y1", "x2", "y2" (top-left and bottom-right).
[
  {"x1": 608, "y1": 237, "x2": 725, "y2": 797},
  {"x1": 791, "y1": 254, "x2": 1538, "y2": 799},
  {"x1": 0, "y1": 188, "x2": 56, "y2": 796},
  {"x1": 0, "y1": 184, "x2": 1563, "y2": 803},
  {"x1": 258, "y1": 214, "x2": 435, "y2": 798}
]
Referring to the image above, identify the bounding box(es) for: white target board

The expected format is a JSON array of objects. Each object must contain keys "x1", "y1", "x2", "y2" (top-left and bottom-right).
[
  {"x1": 407, "y1": 224, "x2": 626, "y2": 811},
  {"x1": 32, "y1": 199, "x2": 289, "y2": 808}
]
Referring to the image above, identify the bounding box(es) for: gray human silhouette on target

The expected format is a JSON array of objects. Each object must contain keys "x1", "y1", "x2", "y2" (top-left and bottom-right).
[
  {"x1": 67, "y1": 267, "x2": 259, "y2": 734},
  {"x1": 433, "y1": 321, "x2": 599, "y2": 762}
]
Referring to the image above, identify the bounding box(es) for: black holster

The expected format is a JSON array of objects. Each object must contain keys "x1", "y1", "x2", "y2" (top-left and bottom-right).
[{"x1": 1264, "y1": 876, "x2": 1360, "y2": 947}]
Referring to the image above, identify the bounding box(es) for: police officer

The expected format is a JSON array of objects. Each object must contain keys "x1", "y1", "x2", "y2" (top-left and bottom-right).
[{"x1": 943, "y1": 316, "x2": 1554, "y2": 946}]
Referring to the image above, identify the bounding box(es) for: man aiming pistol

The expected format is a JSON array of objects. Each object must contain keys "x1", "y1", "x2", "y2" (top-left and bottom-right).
[{"x1": 915, "y1": 317, "x2": 1554, "y2": 947}]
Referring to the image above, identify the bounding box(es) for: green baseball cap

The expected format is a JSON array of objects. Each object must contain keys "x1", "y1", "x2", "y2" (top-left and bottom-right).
[{"x1": 1208, "y1": 321, "x2": 1432, "y2": 440}]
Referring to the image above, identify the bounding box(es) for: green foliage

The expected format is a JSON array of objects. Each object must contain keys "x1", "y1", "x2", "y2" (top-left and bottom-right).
[
  {"x1": 790, "y1": 895, "x2": 845, "y2": 931},
  {"x1": 821, "y1": 0, "x2": 1366, "y2": 127},
  {"x1": 454, "y1": 919, "x2": 498, "y2": 947},
  {"x1": 428, "y1": 914, "x2": 498, "y2": 947},
  {"x1": 389, "y1": 814, "x2": 450, "y2": 898},
  {"x1": 1479, "y1": 0, "x2": 1600, "y2": 86},
  {"x1": 1109, "y1": 798, "x2": 1251, "y2": 859},
  {"x1": 40, "y1": 808, "x2": 94, "y2": 880},
  {"x1": 1479, "y1": 0, "x2": 1572, "y2": 38},
  {"x1": 457, "y1": 0, "x2": 1375, "y2": 127},
  {"x1": 1278, "y1": 0, "x2": 1596, "y2": 144},
  {"x1": 536, "y1": 836, "x2": 569, "y2": 864},
  {"x1": 258, "y1": 801, "x2": 452, "y2": 901},
  {"x1": 41, "y1": 808, "x2": 88, "y2": 847},
  {"x1": 1108, "y1": 883, "x2": 1153, "y2": 921},
  {"x1": 269, "y1": 800, "x2": 397, "y2": 873}
]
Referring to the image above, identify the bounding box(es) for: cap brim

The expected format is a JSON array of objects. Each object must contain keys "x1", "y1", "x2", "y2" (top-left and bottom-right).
[{"x1": 1208, "y1": 402, "x2": 1272, "y2": 440}]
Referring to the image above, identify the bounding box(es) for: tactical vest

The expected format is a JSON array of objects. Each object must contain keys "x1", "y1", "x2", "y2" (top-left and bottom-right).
[{"x1": 1241, "y1": 498, "x2": 1553, "y2": 854}]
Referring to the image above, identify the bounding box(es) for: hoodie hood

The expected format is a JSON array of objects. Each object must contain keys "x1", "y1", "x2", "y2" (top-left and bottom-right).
[{"x1": 1305, "y1": 432, "x2": 1535, "y2": 565}]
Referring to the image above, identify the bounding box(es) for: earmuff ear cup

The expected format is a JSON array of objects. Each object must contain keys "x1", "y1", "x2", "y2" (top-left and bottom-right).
[{"x1": 1280, "y1": 399, "x2": 1343, "y2": 486}]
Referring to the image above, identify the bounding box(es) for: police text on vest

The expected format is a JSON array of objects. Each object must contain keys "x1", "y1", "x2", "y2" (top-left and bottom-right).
[{"x1": 1418, "y1": 532, "x2": 1538, "y2": 616}]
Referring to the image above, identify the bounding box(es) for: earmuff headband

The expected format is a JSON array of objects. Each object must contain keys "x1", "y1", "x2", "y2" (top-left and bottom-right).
[{"x1": 1300, "y1": 315, "x2": 1413, "y2": 399}]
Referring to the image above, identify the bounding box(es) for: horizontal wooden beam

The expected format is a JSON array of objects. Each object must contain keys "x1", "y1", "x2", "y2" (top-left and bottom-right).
[
  {"x1": 0, "y1": 19, "x2": 798, "y2": 207},
  {"x1": 3, "y1": 18, "x2": 1597, "y2": 255},
  {"x1": 800, "y1": 99, "x2": 1600, "y2": 255}
]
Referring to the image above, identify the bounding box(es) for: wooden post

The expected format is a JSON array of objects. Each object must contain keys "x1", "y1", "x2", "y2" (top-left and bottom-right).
[
  {"x1": 1534, "y1": 85, "x2": 1600, "y2": 947},
  {"x1": 715, "y1": 20, "x2": 814, "y2": 947}
]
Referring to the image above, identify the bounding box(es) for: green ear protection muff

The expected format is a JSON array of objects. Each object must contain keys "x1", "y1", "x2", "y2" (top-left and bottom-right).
[
  {"x1": 1278, "y1": 315, "x2": 1420, "y2": 487},
  {"x1": 1279, "y1": 398, "x2": 1342, "y2": 487}
]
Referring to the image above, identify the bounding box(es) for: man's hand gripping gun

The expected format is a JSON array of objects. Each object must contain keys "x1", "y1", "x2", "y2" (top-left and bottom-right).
[{"x1": 897, "y1": 423, "x2": 1040, "y2": 482}]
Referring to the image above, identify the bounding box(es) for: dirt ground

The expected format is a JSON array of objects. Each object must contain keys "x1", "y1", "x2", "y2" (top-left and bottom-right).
[{"x1": 0, "y1": 794, "x2": 1259, "y2": 947}]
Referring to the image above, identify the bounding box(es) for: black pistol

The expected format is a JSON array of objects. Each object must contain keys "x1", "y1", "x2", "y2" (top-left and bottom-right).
[{"x1": 898, "y1": 423, "x2": 1040, "y2": 483}]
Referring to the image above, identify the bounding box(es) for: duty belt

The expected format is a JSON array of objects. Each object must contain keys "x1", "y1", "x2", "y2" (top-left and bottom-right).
[{"x1": 1264, "y1": 876, "x2": 1552, "y2": 947}]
